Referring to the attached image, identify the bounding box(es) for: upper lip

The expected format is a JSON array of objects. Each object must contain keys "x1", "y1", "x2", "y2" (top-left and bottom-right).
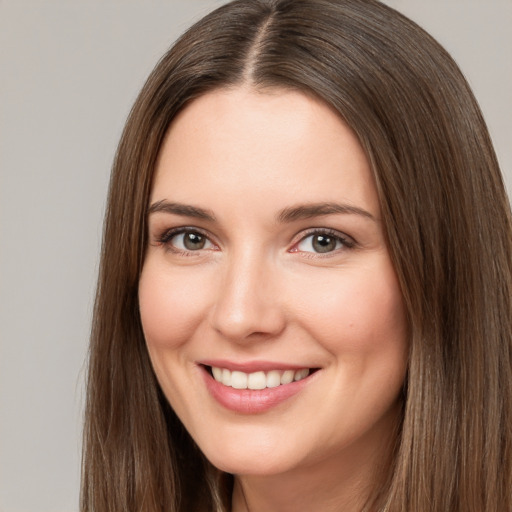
[{"x1": 198, "y1": 359, "x2": 316, "y2": 373}]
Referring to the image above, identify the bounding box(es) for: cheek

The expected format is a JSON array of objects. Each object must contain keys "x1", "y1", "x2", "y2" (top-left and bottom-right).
[
  {"x1": 293, "y1": 262, "x2": 407, "y2": 357},
  {"x1": 138, "y1": 261, "x2": 212, "y2": 349}
]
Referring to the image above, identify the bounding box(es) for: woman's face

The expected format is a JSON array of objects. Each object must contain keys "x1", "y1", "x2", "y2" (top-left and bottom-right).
[{"x1": 139, "y1": 87, "x2": 408, "y2": 478}]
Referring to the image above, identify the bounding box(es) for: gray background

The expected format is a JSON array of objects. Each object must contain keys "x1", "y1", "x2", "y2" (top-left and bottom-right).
[{"x1": 1, "y1": 1, "x2": 510, "y2": 511}]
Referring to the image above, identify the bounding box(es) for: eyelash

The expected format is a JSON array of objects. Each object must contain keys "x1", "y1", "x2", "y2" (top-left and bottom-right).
[
  {"x1": 154, "y1": 226, "x2": 356, "y2": 256},
  {"x1": 291, "y1": 228, "x2": 356, "y2": 256},
  {"x1": 155, "y1": 227, "x2": 216, "y2": 256}
]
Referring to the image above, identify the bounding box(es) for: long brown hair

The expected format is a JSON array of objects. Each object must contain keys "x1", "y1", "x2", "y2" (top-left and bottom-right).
[{"x1": 81, "y1": 1, "x2": 512, "y2": 510}]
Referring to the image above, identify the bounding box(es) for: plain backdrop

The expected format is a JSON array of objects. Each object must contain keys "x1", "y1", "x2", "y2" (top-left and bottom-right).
[{"x1": 0, "y1": 1, "x2": 510, "y2": 511}]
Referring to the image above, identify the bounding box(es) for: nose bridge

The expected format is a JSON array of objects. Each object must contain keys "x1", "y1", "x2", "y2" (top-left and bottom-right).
[{"x1": 210, "y1": 245, "x2": 285, "y2": 341}]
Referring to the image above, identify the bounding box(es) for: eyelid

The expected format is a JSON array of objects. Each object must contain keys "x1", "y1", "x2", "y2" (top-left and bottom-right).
[
  {"x1": 154, "y1": 226, "x2": 219, "y2": 253},
  {"x1": 152, "y1": 225, "x2": 356, "y2": 256},
  {"x1": 289, "y1": 228, "x2": 356, "y2": 254}
]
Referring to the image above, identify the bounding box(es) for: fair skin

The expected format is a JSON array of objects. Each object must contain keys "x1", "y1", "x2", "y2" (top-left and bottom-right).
[{"x1": 138, "y1": 87, "x2": 408, "y2": 512}]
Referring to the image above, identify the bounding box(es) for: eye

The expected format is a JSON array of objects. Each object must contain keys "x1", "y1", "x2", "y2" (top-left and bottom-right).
[
  {"x1": 295, "y1": 230, "x2": 352, "y2": 254},
  {"x1": 159, "y1": 228, "x2": 215, "y2": 252}
]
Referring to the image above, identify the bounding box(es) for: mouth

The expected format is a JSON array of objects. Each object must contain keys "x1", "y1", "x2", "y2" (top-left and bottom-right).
[
  {"x1": 205, "y1": 365, "x2": 314, "y2": 390},
  {"x1": 199, "y1": 363, "x2": 320, "y2": 414}
]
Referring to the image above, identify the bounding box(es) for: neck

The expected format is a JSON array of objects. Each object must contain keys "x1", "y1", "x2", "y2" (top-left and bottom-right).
[
  {"x1": 230, "y1": 411, "x2": 399, "y2": 512},
  {"x1": 232, "y1": 467, "x2": 374, "y2": 512}
]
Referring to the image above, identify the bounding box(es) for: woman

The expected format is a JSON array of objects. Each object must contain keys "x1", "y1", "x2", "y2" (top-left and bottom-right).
[{"x1": 81, "y1": 0, "x2": 512, "y2": 510}]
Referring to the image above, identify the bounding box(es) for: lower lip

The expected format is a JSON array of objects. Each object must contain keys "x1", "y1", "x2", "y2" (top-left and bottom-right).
[{"x1": 201, "y1": 367, "x2": 315, "y2": 414}]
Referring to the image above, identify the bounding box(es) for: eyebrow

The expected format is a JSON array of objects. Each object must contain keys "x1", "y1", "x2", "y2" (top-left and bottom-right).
[
  {"x1": 148, "y1": 200, "x2": 216, "y2": 221},
  {"x1": 276, "y1": 202, "x2": 376, "y2": 223},
  {"x1": 147, "y1": 200, "x2": 375, "y2": 224}
]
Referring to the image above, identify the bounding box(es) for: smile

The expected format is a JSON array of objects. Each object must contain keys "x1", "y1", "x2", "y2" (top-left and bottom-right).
[
  {"x1": 210, "y1": 366, "x2": 311, "y2": 390},
  {"x1": 200, "y1": 363, "x2": 319, "y2": 414}
]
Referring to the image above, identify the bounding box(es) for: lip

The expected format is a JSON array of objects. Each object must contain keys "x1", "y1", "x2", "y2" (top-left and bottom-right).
[
  {"x1": 199, "y1": 359, "x2": 310, "y2": 373},
  {"x1": 199, "y1": 362, "x2": 318, "y2": 414}
]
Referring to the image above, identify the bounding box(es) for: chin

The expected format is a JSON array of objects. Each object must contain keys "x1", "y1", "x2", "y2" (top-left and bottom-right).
[
  {"x1": 200, "y1": 437, "x2": 299, "y2": 476},
  {"x1": 209, "y1": 456, "x2": 293, "y2": 477}
]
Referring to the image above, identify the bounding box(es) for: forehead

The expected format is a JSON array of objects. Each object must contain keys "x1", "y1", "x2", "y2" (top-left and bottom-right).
[{"x1": 151, "y1": 87, "x2": 380, "y2": 219}]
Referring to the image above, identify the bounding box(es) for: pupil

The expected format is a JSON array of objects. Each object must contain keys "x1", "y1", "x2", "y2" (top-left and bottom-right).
[
  {"x1": 312, "y1": 235, "x2": 336, "y2": 253},
  {"x1": 184, "y1": 232, "x2": 205, "y2": 250}
]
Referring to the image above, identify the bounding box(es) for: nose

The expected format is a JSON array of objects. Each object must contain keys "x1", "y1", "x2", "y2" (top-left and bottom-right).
[{"x1": 210, "y1": 250, "x2": 286, "y2": 342}]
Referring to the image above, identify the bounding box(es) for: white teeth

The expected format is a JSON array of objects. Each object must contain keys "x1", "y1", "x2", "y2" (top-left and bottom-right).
[
  {"x1": 266, "y1": 370, "x2": 281, "y2": 388},
  {"x1": 231, "y1": 371, "x2": 247, "y2": 389},
  {"x1": 210, "y1": 366, "x2": 311, "y2": 389},
  {"x1": 294, "y1": 368, "x2": 310, "y2": 381},
  {"x1": 248, "y1": 371, "x2": 267, "y2": 390},
  {"x1": 212, "y1": 366, "x2": 223, "y2": 381},
  {"x1": 221, "y1": 368, "x2": 232, "y2": 386},
  {"x1": 280, "y1": 370, "x2": 295, "y2": 385}
]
